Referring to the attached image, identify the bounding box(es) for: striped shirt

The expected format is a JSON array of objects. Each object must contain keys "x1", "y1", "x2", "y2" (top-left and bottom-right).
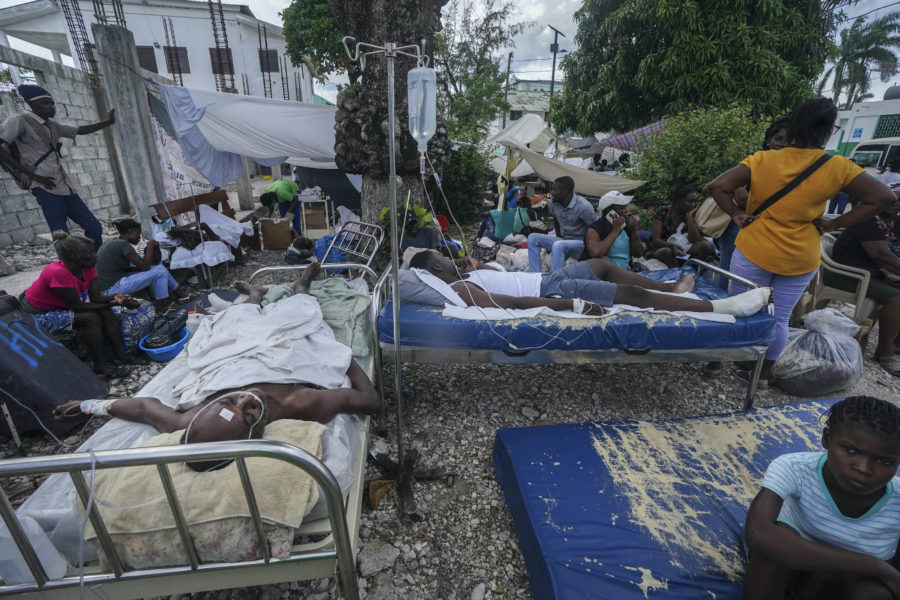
[{"x1": 762, "y1": 452, "x2": 900, "y2": 559}]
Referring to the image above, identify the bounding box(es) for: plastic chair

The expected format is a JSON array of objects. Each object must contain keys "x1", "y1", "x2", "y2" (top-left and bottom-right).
[{"x1": 814, "y1": 233, "x2": 881, "y2": 328}]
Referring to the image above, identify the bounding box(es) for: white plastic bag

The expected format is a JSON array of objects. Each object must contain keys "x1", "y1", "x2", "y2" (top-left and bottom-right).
[{"x1": 771, "y1": 308, "x2": 862, "y2": 397}]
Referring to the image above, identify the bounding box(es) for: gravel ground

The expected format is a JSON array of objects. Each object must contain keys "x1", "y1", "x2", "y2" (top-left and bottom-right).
[{"x1": 2, "y1": 232, "x2": 899, "y2": 600}]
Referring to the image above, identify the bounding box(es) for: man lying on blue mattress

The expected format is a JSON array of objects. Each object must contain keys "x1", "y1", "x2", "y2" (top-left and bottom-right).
[
  {"x1": 408, "y1": 250, "x2": 770, "y2": 317},
  {"x1": 53, "y1": 263, "x2": 380, "y2": 448}
]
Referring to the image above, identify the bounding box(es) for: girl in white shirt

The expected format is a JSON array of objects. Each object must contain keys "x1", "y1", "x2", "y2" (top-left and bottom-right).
[{"x1": 744, "y1": 396, "x2": 900, "y2": 599}]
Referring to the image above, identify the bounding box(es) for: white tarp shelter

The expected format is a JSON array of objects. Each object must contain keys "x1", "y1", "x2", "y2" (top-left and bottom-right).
[
  {"x1": 507, "y1": 144, "x2": 644, "y2": 196},
  {"x1": 486, "y1": 115, "x2": 644, "y2": 196},
  {"x1": 486, "y1": 114, "x2": 562, "y2": 154}
]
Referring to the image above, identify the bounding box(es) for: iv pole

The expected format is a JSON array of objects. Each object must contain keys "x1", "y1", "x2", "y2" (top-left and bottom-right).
[{"x1": 342, "y1": 37, "x2": 456, "y2": 520}]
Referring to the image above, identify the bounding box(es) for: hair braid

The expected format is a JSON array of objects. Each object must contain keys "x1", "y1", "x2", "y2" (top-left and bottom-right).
[{"x1": 825, "y1": 396, "x2": 900, "y2": 440}]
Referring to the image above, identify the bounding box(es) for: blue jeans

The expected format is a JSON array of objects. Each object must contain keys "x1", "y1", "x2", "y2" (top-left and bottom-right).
[
  {"x1": 32, "y1": 187, "x2": 103, "y2": 250},
  {"x1": 527, "y1": 233, "x2": 585, "y2": 272},
  {"x1": 730, "y1": 248, "x2": 816, "y2": 361},
  {"x1": 716, "y1": 221, "x2": 740, "y2": 291},
  {"x1": 278, "y1": 202, "x2": 303, "y2": 236},
  {"x1": 539, "y1": 261, "x2": 618, "y2": 307},
  {"x1": 104, "y1": 264, "x2": 178, "y2": 300}
]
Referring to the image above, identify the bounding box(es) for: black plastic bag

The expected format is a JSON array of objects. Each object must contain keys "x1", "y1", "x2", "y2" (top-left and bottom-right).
[{"x1": 144, "y1": 306, "x2": 189, "y2": 349}]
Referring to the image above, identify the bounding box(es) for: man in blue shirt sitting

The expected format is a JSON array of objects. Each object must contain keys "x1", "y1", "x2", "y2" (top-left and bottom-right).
[{"x1": 527, "y1": 176, "x2": 595, "y2": 272}]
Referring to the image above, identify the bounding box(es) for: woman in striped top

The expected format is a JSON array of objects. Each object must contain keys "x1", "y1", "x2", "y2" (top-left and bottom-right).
[{"x1": 744, "y1": 396, "x2": 900, "y2": 599}]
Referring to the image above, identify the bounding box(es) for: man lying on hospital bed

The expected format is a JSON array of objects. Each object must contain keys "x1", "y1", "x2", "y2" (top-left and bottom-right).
[
  {"x1": 409, "y1": 250, "x2": 771, "y2": 317},
  {"x1": 53, "y1": 263, "x2": 380, "y2": 445}
]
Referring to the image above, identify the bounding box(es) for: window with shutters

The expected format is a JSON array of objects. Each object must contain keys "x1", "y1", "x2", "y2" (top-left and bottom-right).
[
  {"x1": 209, "y1": 48, "x2": 234, "y2": 75},
  {"x1": 136, "y1": 46, "x2": 158, "y2": 73},
  {"x1": 163, "y1": 46, "x2": 191, "y2": 74},
  {"x1": 258, "y1": 49, "x2": 279, "y2": 73},
  {"x1": 874, "y1": 114, "x2": 900, "y2": 139}
]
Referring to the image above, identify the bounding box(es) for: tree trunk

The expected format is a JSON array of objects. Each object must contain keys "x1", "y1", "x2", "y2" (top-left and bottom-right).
[
  {"x1": 329, "y1": 0, "x2": 451, "y2": 225},
  {"x1": 359, "y1": 174, "x2": 425, "y2": 225}
]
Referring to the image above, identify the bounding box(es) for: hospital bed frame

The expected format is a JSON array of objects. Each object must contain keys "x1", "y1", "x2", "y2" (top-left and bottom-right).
[
  {"x1": 0, "y1": 258, "x2": 385, "y2": 600},
  {"x1": 374, "y1": 259, "x2": 771, "y2": 410},
  {"x1": 0, "y1": 435, "x2": 365, "y2": 600}
]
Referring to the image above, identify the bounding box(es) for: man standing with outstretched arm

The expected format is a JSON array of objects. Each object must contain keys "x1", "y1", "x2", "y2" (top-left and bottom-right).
[{"x1": 0, "y1": 84, "x2": 116, "y2": 250}]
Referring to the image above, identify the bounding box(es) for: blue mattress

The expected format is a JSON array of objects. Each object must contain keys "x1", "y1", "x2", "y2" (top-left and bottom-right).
[
  {"x1": 492, "y1": 399, "x2": 839, "y2": 599},
  {"x1": 378, "y1": 268, "x2": 775, "y2": 351}
]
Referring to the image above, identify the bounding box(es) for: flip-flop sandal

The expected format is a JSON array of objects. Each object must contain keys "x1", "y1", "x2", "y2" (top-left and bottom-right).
[
  {"x1": 877, "y1": 355, "x2": 900, "y2": 377},
  {"x1": 100, "y1": 365, "x2": 131, "y2": 381}
]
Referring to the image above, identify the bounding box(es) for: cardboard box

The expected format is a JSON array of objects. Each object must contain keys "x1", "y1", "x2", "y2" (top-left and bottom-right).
[
  {"x1": 259, "y1": 218, "x2": 293, "y2": 249},
  {"x1": 304, "y1": 206, "x2": 328, "y2": 229}
]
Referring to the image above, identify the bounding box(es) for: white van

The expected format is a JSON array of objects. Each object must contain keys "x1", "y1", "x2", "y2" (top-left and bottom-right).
[{"x1": 848, "y1": 137, "x2": 900, "y2": 173}]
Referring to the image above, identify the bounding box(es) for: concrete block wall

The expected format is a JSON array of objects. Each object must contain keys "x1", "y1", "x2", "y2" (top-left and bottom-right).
[{"x1": 0, "y1": 45, "x2": 121, "y2": 247}]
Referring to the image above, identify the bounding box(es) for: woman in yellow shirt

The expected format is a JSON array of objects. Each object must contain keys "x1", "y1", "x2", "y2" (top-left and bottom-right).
[{"x1": 706, "y1": 98, "x2": 894, "y2": 388}]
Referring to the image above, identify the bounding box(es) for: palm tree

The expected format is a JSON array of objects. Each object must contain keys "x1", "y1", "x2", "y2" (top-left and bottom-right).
[{"x1": 817, "y1": 12, "x2": 900, "y2": 109}]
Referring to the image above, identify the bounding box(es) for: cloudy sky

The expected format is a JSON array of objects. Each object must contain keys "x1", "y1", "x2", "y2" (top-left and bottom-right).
[{"x1": 2, "y1": 0, "x2": 899, "y2": 102}]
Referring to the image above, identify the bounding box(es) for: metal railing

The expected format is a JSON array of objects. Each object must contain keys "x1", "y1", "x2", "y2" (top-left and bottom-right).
[{"x1": 0, "y1": 440, "x2": 359, "y2": 599}]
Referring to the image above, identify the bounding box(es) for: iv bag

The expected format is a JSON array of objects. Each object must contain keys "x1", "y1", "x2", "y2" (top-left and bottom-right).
[{"x1": 407, "y1": 67, "x2": 437, "y2": 152}]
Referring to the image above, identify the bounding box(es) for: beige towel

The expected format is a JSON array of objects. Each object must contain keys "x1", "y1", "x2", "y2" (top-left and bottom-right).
[{"x1": 85, "y1": 420, "x2": 326, "y2": 539}]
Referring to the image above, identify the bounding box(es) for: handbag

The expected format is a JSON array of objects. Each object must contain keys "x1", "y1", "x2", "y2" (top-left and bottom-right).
[{"x1": 694, "y1": 196, "x2": 733, "y2": 238}]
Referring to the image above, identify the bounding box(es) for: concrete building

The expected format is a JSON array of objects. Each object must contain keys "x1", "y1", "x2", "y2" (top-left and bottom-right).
[
  {"x1": 489, "y1": 76, "x2": 560, "y2": 136},
  {"x1": 0, "y1": 0, "x2": 313, "y2": 102},
  {"x1": 827, "y1": 86, "x2": 900, "y2": 156}
]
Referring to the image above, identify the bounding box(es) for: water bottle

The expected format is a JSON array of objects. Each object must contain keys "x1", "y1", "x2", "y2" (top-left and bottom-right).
[
  {"x1": 0, "y1": 516, "x2": 67, "y2": 584},
  {"x1": 407, "y1": 66, "x2": 437, "y2": 173}
]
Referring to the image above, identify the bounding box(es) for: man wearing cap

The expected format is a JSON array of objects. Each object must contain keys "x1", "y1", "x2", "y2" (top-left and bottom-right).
[
  {"x1": 580, "y1": 190, "x2": 644, "y2": 270},
  {"x1": 0, "y1": 84, "x2": 115, "y2": 250},
  {"x1": 527, "y1": 176, "x2": 595, "y2": 273}
]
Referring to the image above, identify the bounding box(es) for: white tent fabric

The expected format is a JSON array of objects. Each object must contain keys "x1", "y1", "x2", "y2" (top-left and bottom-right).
[
  {"x1": 507, "y1": 144, "x2": 644, "y2": 196},
  {"x1": 185, "y1": 89, "x2": 339, "y2": 168},
  {"x1": 486, "y1": 114, "x2": 562, "y2": 154},
  {"x1": 489, "y1": 155, "x2": 533, "y2": 178}
]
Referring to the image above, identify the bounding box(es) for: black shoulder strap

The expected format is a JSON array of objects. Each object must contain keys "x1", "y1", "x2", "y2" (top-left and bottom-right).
[{"x1": 752, "y1": 153, "x2": 832, "y2": 216}]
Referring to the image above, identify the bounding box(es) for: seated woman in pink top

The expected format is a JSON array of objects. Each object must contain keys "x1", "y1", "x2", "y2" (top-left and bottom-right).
[{"x1": 20, "y1": 231, "x2": 132, "y2": 380}]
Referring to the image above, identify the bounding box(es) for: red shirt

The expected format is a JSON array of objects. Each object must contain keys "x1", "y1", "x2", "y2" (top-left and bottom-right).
[{"x1": 24, "y1": 260, "x2": 96, "y2": 311}]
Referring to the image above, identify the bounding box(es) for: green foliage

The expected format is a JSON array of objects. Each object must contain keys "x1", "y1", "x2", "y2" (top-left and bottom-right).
[
  {"x1": 552, "y1": 0, "x2": 857, "y2": 135},
  {"x1": 818, "y1": 12, "x2": 900, "y2": 109},
  {"x1": 281, "y1": 0, "x2": 360, "y2": 84},
  {"x1": 438, "y1": 144, "x2": 492, "y2": 222},
  {"x1": 623, "y1": 104, "x2": 768, "y2": 207},
  {"x1": 435, "y1": 0, "x2": 529, "y2": 142}
]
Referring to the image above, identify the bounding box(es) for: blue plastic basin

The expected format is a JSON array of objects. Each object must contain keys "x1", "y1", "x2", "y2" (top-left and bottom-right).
[{"x1": 139, "y1": 327, "x2": 189, "y2": 362}]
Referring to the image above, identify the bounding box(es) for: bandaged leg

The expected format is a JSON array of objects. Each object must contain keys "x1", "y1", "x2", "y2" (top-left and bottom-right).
[{"x1": 710, "y1": 287, "x2": 771, "y2": 317}]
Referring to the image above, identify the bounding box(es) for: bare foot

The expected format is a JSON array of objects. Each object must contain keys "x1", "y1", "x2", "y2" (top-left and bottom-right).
[
  {"x1": 234, "y1": 280, "x2": 268, "y2": 304},
  {"x1": 293, "y1": 262, "x2": 322, "y2": 295},
  {"x1": 671, "y1": 273, "x2": 696, "y2": 294},
  {"x1": 194, "y1": 301, "x2": 210, "y2": 315}
]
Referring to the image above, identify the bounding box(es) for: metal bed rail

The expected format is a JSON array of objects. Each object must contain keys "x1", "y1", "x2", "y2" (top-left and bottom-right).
[
  {"x1": 321, "y1": 222, "x2": 385, "y2": 268},
  {"x1": 0, "y1": 440, "x2": 359, "y2": 600},
  {"x1": 249, "y1": 262, "x2": 378, "y2": 287}
]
